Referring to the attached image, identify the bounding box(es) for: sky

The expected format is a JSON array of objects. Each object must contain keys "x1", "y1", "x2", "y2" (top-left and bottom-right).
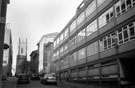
[{"x1": 6, "y1": 0, "x2": 83, "y2": 72}]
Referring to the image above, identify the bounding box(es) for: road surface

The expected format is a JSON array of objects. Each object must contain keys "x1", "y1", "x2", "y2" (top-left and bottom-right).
[{"x1": 17, "y1": 80, "x2": 74, "y2": 88}]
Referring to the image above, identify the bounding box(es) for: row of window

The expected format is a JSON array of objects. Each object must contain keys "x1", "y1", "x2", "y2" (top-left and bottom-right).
[
  {"x1": 54, "y1": 0, "x2": 106, "y2": 48},
  {"x1": 115, "y1": 0, "x2": 135, "y2": 17},
  {"x1": 53, "y1": 0, "x2": 135, "y2": 59},
  {"x1": 58, "y1": 60, "x2": 117, "y2": 79},
  {"x1": 54, "y1": 21, "x2": 135, "y2": 61},
  {"x1": 100, "y1": 22, "x2": 135, "y2": 52},
  {"x1": 54, "y1": 0, "x2": 135, "y2": 51}
]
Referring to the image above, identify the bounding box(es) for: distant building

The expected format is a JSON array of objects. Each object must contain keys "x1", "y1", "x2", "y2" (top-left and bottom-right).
[
  {"x1": 30, "y1": 50, "x2": 39, "y2": 75},
  {"x1": 44, "y1": 42, "x2": 55, "y2": 73},
  {"x1": 16, "y1": 38, "x2": 27, "y2": 74},
  {"x1": 37, "y1": 32, "x2": 58, "y2": 74},
  {"x1": 3, "y1": 24, "x2": 13, "y2": 77}
]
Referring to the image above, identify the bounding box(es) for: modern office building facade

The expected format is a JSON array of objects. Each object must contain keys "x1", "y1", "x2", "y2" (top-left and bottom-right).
[
  {"x1": 37, "y1": 33, "x2": 58, "y2": 74},
  {"x1": 53, "y1": 0, "x2": 135, "y2": 87},
  {"x1": 44, "y1": 42, "x2": 56, "y2": 73}
]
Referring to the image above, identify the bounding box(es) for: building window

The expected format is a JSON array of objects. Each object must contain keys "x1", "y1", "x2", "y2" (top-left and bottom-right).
[
  {"x1": 123, "y1": 26, "x2": 129, "y2": 42},
  {"x1": 86, "y1": 0, "x2": 96, "y2": 17},
  {"x1": 115, "y1": 1, "x2": 121, "y2": 17},
  {"x1": 54, "y1": 40, "x2": 56, "y2": 47},
  {"x1": 60, "y1": 33, "x2": 63, "y2": 43},
  {"x1": 56, "y1": 37, "x2": 60, "y2": 46},
  {"x1": 126, "y1": 0, "x2": 132, "y2": 9},
  {"x1": 117, "y1": 22, "x2": 135, "y2": 45},
  {"x1": 78, "y1": 48, "x2": 86, "y2": 60},
  {"x1": 60, "y1": 47, "x2": 64, "y2": 54},
  {"x1": 70, "y1": 36, "x2": 77, "y2": 47},
  {"x1": 64, "y1": 28, "x2": 69, "y2": 40},
  {"x1": 118, "y1": 29, "x2": 124, "y2": 44},
  {"x1": 104, "y1": 37, "x2": 107, "y2": 49},
  {"x1": 97, "y1": 0, "x2": 106, "y2": 7},
  {"x1": 99, "y1": 38, "x2": 104, "y2": 52},
  {"x1": 73, "y1": 52, "x2": 77, "y2": 62},
  {"x1": 86, "y1": 20, "x2": 97, "y2": 36},
  {"x1": 77, "y1": 28, "x2": 86, "y2": 42},
  {"x1": 70, "y1": 20, "x2": 76, "y2": 32},
  {"x1": 21, "y1": 48, "x2": 23, "y2": 54},
  {"x1": 129, "y1": 22, "x2": 135, "y2": 40},
  {"x1": 77, "y1": 11, "x2": 85, "y2": 25},
  {"x1": 121, "y1": 0, "x2": 126, "y2": 13},
  {"x1": 56, "y1": 50, "x2": 59, "y2": 58},
  {"x1": 87, "y1": 41, "x2": 98, "y2": 56},
  {"x1": 111, "y1": 32, "x2": 117, "y2": 46},
  {"x1": 99, "y1": 22, "x2": 135, "y2": 51},
  {"x1": 115, "y1": 0, "x2": 135, "y2": 17},
  {"x1": 99, "y1": 32, "x2": 117, "y2": 52},
  {"x1": 64, "y1": 43, "x2": 68, "y2": 51},
  {"x1": 107, "y1": 35, "x2": 111, "y2": 48},
  {"x1": 98, "y1": 7, "x2": 114, "y2": 28}
]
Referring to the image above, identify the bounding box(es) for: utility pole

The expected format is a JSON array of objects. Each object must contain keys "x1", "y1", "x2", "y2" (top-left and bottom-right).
[{"x1": 0, "y1": 0, "x2": 9, "y2": 88}]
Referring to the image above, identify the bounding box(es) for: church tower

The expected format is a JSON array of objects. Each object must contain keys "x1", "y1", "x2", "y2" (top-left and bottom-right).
[{"x1": 16, "y1": 38, "x2": 27, "y2": 74}]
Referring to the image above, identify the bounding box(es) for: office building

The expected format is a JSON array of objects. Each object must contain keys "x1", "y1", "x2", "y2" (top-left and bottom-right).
[
  {"x1": 3, "y1": 24, "x2": 13, "y2": 77},
  {"x1": 53, "y1": 0, "x2": 135, "y2": 87}
]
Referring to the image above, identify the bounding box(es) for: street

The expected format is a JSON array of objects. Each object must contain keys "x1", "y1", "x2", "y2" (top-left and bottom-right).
[
  {"x1": 3, "y1": 77, "x2": 121, "y2": 88},
  {"x1": 17, "y1": 80, "x2": 73, "y2": 88}
]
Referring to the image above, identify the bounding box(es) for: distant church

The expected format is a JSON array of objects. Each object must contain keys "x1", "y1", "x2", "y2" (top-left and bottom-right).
[{"x1": 16, "y1": 38, "x2": 27, "y2": 74}]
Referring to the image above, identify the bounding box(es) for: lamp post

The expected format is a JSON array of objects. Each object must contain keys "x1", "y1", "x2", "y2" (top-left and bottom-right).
[{"x1": 0, "y1": 0, "x2": 9, "y2": 88}]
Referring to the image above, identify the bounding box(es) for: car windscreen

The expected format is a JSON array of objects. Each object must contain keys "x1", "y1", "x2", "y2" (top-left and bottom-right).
[{"x1": 19, "y1": 75, "x2": 28, "y2": 79}]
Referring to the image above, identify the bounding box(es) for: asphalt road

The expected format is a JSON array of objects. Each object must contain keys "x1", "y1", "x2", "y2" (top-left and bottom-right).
[{"x1": 17, "y1": 80, "x2": 74, "y2": 88}]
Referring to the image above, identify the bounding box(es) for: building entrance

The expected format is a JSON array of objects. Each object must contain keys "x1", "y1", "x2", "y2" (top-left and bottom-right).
[{"x1": 120, "y1": 58, "x2": 135, "y2": 86}]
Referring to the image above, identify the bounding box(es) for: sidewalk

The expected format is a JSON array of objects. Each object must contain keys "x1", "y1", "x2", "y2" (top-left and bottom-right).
[
  {"x1": 59, "y1": 80, "x2": 119, "y2": 88},
  {"x1": 2, "y1": 77, "x2": 17, "y2": 88}
]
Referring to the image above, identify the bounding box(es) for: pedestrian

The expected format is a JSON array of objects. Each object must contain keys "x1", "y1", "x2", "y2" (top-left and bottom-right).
[{"x1": 59, "y1": 76, "x2": 61, "y2": 82}]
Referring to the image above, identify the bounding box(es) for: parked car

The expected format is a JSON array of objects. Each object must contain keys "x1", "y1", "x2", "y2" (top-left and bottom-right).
[
  {"x1": 31, "y1": 75, "x2": 40, "y2": 80},
  {"x1": 40, "y1": 74, "x2": 57, "y2": 85},
  {"x1": 2, "y1": 75, "x2": 7, "y2": 81},
  {"x1": 17, "y1": 74, "x2": 30, "y2": 84}
]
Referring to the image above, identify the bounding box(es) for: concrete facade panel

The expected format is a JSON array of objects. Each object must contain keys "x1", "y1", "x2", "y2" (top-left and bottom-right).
[
  {"x1": 78, "y1": 58, "x2": 86, "y2": 65},
  {"x1": 70, "y1": 61, "x2": 77, "y2": 67},
  {"x1": 100, "y1": 47, "x2": 117, "y2": 59},
  {"x1": 87, "y1": 54, "x2": 99, "y2": 62},
  {"x1": 97, "y1": 0, "x2": 113, "y2": 13},
  {"x1": 99, "y1": 21, "x2": 115, "y2": 35},
  {"x1": 77, "y1": 39, "x2": 86, "y2": 48},
  {"x1": 79, "y1": 71, "x2": 87, "y2": 77},
  {"x1": 86, "y1": 10, "x2": 97, "y2": 24},
  {"x1": 119, "y1": 40, "x2": 135, "y2": 54},
  {"x1": 86, "y1": 31, "x2": 98, "y2": 42}
]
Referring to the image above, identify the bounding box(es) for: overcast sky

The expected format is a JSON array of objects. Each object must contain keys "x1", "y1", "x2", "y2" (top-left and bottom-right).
[{"x1": 6, "y1": 0, "x2": 83, "y2": 71}]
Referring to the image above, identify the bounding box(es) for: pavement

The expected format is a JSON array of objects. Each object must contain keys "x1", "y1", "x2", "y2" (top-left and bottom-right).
[
  {"x1": 59, "y1": 80, "x2": 119, "y2": 88},
  {"x1": 2, "y1": 77, "x2": 17, "y2": 88}
]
